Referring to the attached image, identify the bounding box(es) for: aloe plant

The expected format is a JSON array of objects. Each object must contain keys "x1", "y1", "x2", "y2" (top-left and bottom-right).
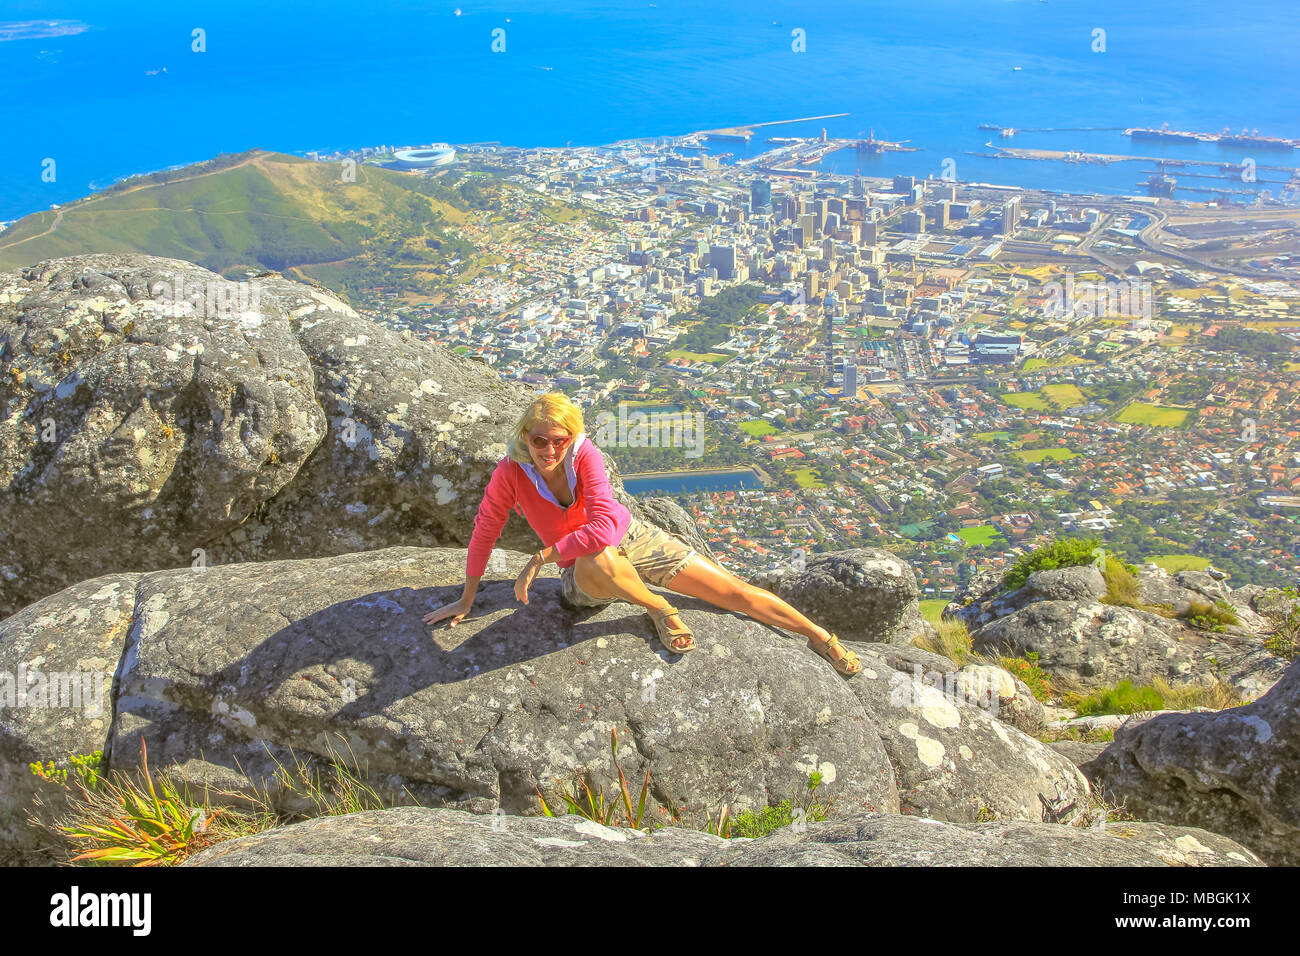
[{"x1": 534, "y1": 728, "x2": 652, "y2": 829}]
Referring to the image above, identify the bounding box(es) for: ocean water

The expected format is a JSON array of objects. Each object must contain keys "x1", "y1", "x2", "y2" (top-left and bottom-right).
[{"x1": 1, "y1": 0, "x2": 1297, "y2": 223}]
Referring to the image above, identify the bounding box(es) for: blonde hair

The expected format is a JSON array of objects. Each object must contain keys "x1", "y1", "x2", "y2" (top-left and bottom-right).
[{"x1": 507, "y1": 392, "x2": 585, "y2": 464}]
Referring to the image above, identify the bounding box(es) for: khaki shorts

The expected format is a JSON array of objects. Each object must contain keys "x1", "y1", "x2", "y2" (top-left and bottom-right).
[{"x1": 560, "y1": 516, "x2": 698, "y2": 608}]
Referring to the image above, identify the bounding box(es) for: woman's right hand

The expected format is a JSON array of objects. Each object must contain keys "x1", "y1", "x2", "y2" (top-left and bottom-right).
[{"x1": 423, "y1": 597, "x2": 472, "y2": 629}]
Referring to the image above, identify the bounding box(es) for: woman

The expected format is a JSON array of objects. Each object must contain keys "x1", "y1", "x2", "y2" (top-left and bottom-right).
[{"x1": 423, "y1": 393, "x2": 861, "y2": 676}]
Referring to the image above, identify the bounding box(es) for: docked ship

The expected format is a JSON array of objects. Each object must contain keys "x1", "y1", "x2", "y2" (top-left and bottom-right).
[
  {"x1": 1218, "y1": 127, "x2": 1297, "y2": 150},
  {"x1": 1125, "y1": 123, "x2": 1210, "y2": 143},
  {"x1": 1143, "y1": 174, "x2": 1177, "y2": 197}
]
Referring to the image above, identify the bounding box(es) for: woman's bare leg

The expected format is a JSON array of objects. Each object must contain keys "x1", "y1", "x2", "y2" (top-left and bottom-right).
[
  {"x1": 573, "y1": 546, "x2": 675, "y2": 615},
  {"x1": 663, "y1": 556, "x2": 829, "y2": 641},
  {"x1": 662, "y1": 556, "x2": 858, "y2": 669}
]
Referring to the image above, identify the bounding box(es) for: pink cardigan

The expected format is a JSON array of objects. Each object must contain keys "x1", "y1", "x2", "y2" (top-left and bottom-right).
[{"x1": 465, "y1": 435, "x2": 632, "y2": 578}]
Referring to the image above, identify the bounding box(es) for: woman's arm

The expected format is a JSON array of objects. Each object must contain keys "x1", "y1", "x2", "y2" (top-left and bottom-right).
[
  {"x1": 463, "y1": 458, "x2": 518, "y2": 600},
  {"x1": 549, "y1": 441, "x2": 631, "y2": 564},
  {"x1": 428, "y1": 460, "x2": 515, "y2": 626}
]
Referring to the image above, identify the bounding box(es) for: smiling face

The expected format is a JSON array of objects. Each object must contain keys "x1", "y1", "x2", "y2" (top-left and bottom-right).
[{"x1": 526, "y1": 420, "x2": 573, "y2": 475}]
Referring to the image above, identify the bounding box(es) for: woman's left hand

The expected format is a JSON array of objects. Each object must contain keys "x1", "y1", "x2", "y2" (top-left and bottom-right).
[{"x1": 514, "y1": 554, "x2": 543, "y2": 605}]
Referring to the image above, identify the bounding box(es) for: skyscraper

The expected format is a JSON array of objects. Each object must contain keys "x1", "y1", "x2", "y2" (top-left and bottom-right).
[
  {"x1": 928, "y1": 200, "x2": 950, "y2": 230},
  {"x1": 751, "y1": 178, "x2": 772, "y2": 214},
  {"x1": 1002, "y1": 197, "x2": 1021, "y2": 237},
  {"x1": 709, "y1": 244, "x2": 737, "y2": 279},
  {"x1": 798, "y1": 212, "x2": 816, "y2": 243},
  {"x1": 842, "y1": 362, "x2": 857, "y2": 400}
]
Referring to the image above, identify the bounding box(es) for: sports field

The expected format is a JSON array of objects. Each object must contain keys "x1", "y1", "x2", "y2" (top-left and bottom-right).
[
  {"x1": 1014, "y1": 447, "x2": 1078, "y2": 463},
  {"x1": 956, "y1": 525, "x2": 1003, "y2": 546},
  {"x1": 666, "y1": 349, "x2": 729, "y2": 364},
  {"x1": 739, "y1": 419, "x2": 776, "y2": 438},
  {"x1": 791, "y1": 467, "x2": 826, "y2": 489},
  {"x1": 1001, "y1": 384, "x2": 1085, "y2": 411},
  {"x1": 1145, "y1": 554, "x2": 1211, "y2": 572},
  {"x1": 1117, "y1": 403, "x2": 1188, "y2": 427}
]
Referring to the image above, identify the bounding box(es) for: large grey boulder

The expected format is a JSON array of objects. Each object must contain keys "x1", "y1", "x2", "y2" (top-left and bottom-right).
[
  {"x1": 862, "y1": 645, "x2": 1045, "y2": 735},
  {"x1": 0, "y1": 573, "x2": 138, "y2": 861},
  {"x1": 971, "y1": 599, "x2": 1284, "y2": 696},
  {"x1": 1138, "y1": 566, "x2": 1267, "y2": 634},
  {"x1": 1047, "y1": 739, "x2": 1110, "y2": 768},
  {"x1": 751, "y1": 549, "x2": 924, "y2": 645},
  {"x1": 183, "y1": 804, "x2": 1263, "y2": 867},
  {"x1": 1083, "y1": 661, "x2": 1299, "y2": 866},
  {"x1": 1, "y1": 545, "x2": 900, "y2": 863},
  {"x1": 843, "y1": 642, "x2": 1085, "y2": 823},
  {"x1": 0, "y1": 253, "x2": 700, "y2": 617},
  {"x1": 949, "y1": 566, "x2": 1106, "y2": 629},
  {"x1": 971, "y1": 601, "x2": 1199, "y2": 691}
]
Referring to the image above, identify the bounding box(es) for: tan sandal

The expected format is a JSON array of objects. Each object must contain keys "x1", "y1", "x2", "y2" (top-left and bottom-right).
[
  {"x1": 809, "y1": 632, "x2": 861, "y2": 677},
  {"x1": 647, "y1": 604, "x2": 695, "y2": 654}
]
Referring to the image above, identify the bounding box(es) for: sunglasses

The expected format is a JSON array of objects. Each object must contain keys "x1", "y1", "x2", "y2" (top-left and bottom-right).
[{"x1": 528, "y1": 432, "x2": 572, "y2": 452}]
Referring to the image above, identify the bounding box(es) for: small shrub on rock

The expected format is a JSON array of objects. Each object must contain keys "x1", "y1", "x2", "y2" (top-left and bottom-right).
[
  {"x1": 1002, "y1": 538, "x2": 1100, "y2": 592},
  {"x1": 1000, "y1": 651, "x2": 1052, "y2": 702},
  {"x1": 1180, "y1": 599, "x2": 1239, "y2": 633},
  {"x1": 1260, "y1": 587, "x2": 1299, "y2": 661},
  {"x1": 1071, "y1": 679, "x2": 1165, "y2": 716}
]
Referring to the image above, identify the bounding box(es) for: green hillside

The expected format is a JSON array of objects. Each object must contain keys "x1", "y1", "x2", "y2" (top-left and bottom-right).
[{"x1": 0, "y1": 148, "x2": 531, "y2": 306}]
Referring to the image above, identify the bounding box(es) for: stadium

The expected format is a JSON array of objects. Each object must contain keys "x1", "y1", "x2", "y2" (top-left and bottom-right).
[{"x1": 392, "y1": 145, "x2": 456, "y2": 169}]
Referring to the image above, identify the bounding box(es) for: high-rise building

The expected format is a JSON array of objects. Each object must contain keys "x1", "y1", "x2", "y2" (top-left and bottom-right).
[
  {"x1": 1002, "y1": 197, "x2": 1021, "y2": 237},
  {"x1": 901, "y1": 209, "x2": 925, "y2": 234},
  {"x1": 709, "y1": 244, "x2": 737, "y2": 279},
  {"x1": 750, "y1": 179, "x2": 772, "y2": 213},
  {"x1": 860, "y1": 220, "x2": 878, "y2": 244},
  {"x1": 798, "y1": 212, "x2": 816, "y2": 243},
  {"x1": 928, "y1": 200, "x2": 950, "y2": 230},
  {"x1": 842, "y1": 362, "x2": 857, "y2": 400}
]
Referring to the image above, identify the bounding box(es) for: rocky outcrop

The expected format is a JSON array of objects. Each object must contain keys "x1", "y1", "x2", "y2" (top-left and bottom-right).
[
  {"x1": 752, "y1": 549, "x2": 924, "y2": 645},
  {"x1": 0, "y1": 254, "x2": 701, "y2": 617},
  {"x1": 1, "y1": 545, "x2": 909, "y2": 863},
  {"x1": 968, "y1": 599, "x2": 1286, "y2": 697},
  {"x1": 0, "y1": 573, "x2": 136, "y2": 859},
  {"x1": 1138, "y1": 566, "x2": 1268, "y2": 634},
  {"x1": 860, "y1": 644, "x2": 1045, "y2": 735},
  {"x1": 949, "y1": 566, "x2": 1108, "y2": 630},
  {"x1": 3, "y1": 542, "x2": 1122, "y2": 864},
  {"x1": 972, "y1": 601, "x2": 1205, "y2": 691},
  {"x1": 183, "y1": 804, "x2": 1262, "y2": 867},
  {"x1": 844, "y1": 642, "x2": 1081, "y2": 822},
  {"x1": 1083, "y1": 661, "x2": 1299, "y2": 866},
  {"x1": 1047, "y1": 739, "x2": 1110, "y2": 768}
]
